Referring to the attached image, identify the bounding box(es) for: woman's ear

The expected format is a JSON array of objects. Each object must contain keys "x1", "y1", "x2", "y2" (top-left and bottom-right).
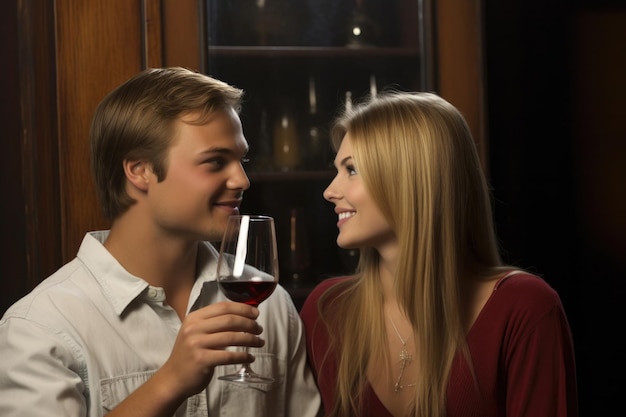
[{"x1": 123, "y1": 160, "x2": 150, "y2": 192}]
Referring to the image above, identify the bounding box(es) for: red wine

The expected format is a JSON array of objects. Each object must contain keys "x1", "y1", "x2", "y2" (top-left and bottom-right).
[{"x1": 219, "y1": 278, "x2": 277, "y2": 307}]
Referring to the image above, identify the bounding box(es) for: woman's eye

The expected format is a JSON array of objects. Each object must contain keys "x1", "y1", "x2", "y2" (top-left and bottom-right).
[
  {"x1": 346, "y1": 164, "x2": 358, "y2": 176},
  {"x1": 241, "y1": 157, "x2": 250, "y2": 165}
]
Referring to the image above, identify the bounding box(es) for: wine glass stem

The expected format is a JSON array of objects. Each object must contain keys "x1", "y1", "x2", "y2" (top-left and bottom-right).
[{"x1": 236, "y1": 363, "x2": 254, "y2": 377}]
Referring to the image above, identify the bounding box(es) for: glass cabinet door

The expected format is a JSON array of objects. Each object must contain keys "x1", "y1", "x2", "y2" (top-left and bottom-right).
[{"x1": 202, "y1": 0, "x2": 434, "y2": 303}]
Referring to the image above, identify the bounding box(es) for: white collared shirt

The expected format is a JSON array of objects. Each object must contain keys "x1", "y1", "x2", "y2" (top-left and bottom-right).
[{"x1": 0, "y1": 231, "x2": 321, "y2": 417}]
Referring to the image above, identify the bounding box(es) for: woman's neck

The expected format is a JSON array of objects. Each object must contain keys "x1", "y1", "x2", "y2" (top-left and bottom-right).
[{"x1": 378, "y1": 257, "x2": 397, "y2": 305}]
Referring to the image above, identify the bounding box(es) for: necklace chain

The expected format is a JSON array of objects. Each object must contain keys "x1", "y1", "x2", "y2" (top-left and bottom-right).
[{"x1": 388, "y1": 315, "x2": 416, "y2": 392}]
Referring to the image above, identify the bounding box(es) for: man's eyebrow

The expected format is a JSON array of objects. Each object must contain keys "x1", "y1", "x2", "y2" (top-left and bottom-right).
[
  {"x1": 198, "y1": 146, "x2": 249, "y2": 156},
  {"x1": 199, "y1": 147, "x2": 232, "y2": 154}
]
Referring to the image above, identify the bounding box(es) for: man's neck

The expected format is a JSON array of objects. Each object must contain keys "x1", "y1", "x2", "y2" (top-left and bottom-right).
[{"x1": 104, "y1": 218, "x2": 199, "y2": 318}]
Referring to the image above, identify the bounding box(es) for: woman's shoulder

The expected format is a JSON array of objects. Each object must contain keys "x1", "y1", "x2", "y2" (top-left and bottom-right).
[
  {"x1": 300, "y1": 276, "x2": 353, "y2": 321},
  {"x1": 469, "y1": 270, "x2": 569, "y2": 343},
  {"x1": 495, "y1": 271, "x2": 559, "y2": 299},
  {"x1": 310, "y1": 275, "x2": 352, "y2": 297},
  {"x1": 489, "y1": 270, "x2": 564, "y2": 318}
]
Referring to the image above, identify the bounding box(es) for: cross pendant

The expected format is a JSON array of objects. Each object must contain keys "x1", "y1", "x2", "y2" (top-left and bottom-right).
[{"x1": 399, "y1": 346, "x2": 412, "y2": 363}]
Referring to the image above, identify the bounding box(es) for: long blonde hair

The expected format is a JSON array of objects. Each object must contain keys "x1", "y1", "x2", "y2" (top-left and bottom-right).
[{"x1": 318, "y1": 92, "x2": 503, "y2": 417}]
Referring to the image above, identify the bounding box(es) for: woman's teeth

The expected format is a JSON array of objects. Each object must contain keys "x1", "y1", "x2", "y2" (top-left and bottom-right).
[{"x1": 338, "y1": 211, "x2": 355, "y2": 221}]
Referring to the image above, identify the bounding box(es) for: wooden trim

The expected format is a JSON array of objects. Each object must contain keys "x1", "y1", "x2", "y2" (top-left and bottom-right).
[
  {"x1": 17, "y1": 0, "x2": 62, "y2": 285},
  {"x1": 436, "y1": 0, "x2": 489, "y2": 171},
  {"x1": 1, "y1": 0, "x2": 31, "y2": 312},
  {"x1": 142, "y1": 0, "x2": 163, "y2": 68}
]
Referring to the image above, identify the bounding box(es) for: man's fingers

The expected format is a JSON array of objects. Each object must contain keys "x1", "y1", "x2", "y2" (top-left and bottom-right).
[{"x1": 192, "y1": 301, "x2": 259, "y2": 320}]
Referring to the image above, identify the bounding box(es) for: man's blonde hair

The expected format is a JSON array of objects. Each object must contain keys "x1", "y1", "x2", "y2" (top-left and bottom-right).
[{"x1": 89, "y1": 67, "x2": 243, "y2": 220}]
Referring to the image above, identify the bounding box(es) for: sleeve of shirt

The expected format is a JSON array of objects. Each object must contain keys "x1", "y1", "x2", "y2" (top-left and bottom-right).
[
  {"x1": 281, "y1": 288, "x2": 323, "y2": 417},
  {"x1": 504, "y1": 300, "x2": 579, "y2": 417},
  {"x1": 0, "y1": 317, "x2": 87, "y2": 417}
]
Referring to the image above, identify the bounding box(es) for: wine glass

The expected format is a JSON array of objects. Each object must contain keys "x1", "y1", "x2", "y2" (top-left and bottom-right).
[{"x1": 216, "y1": 214, "x2": 279, "y2": 384}]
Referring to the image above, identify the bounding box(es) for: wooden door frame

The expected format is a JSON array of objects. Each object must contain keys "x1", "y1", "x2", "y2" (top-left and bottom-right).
[
  {"x1": 437, "y1": 0, "x2": 488, "y2": 171},
  {"x1": 5, "y1": 0, "x2": 166, "y2": 298},
  {"x1": 13, "y1": 0, "x2": 60, "y2": 287}
]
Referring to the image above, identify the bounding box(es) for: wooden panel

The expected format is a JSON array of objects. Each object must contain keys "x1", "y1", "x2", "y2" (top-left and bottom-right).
[
  {"x1": 19, "y1": 0, "x2": 61, "y2": 284},
  {"x1": 55, "y1": 0, "x2": 145, "y2": 261},
  {"x1": 162, "y1": 0, "x2": 202, "y2": 70},
  {"x1": 1, "y1": 0, "x2": 29, "y2": 314},
  {"x1": 2, "y1": 0, "x2": 162, "y2": 312},
  {"x1": 436, "y1": 0, "x2": 488, "y2": 171}
]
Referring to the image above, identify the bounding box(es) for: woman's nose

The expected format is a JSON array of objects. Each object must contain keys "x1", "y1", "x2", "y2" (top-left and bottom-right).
[{"x1": 323, "y1": 176, "x2": 340, "y2": 201}]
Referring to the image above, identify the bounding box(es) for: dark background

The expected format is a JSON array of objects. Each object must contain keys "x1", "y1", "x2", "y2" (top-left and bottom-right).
[{"x1": 484, "y1": 0, "x2": 625, "y2": 414}]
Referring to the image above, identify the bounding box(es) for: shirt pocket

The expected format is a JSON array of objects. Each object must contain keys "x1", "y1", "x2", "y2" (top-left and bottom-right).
[
  {"x1": 100, "y1": 370, "x2": 156, "y2": 413},
  {"x1": 101, "y1": 370, "x2": 205, "y2": 416},
  {"x1": 216, "y1": 353, "x2": 286, "y2": 416}
]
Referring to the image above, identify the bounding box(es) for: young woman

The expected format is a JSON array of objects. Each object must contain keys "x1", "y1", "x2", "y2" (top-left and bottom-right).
[{"x1": 300, "y1": 91, "x2": 578, "y2": 417}]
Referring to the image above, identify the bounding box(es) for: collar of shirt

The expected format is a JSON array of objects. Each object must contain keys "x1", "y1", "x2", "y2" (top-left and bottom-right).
[{"x1": 76, "y1": 231, "x2": 221, "y2": 316}]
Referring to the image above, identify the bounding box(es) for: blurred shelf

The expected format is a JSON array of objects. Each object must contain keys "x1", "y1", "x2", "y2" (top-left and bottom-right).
[{"x1": 208, "y1": 46, "x2": 421, "y2": 58}]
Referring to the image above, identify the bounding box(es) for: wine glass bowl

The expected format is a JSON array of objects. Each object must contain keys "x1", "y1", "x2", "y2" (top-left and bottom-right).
[
  {"x1": 219, "y1": 278, "x2": 277, "y2": 307},
  {"x1": 216, "y1": 215, "x2": 279, "y2": 384}
]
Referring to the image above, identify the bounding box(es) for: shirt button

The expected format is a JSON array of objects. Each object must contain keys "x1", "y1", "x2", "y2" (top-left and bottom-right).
[{"x1": 148, "y1": 288, "x2": 158, "y2": 298}]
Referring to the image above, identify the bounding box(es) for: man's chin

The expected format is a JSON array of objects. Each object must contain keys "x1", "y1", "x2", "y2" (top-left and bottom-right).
[{"x1": 194, "y1": 226, "x2": 224, "y2": 243}]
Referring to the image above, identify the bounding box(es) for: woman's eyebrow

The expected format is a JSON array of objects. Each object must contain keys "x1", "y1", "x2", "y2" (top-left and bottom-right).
[{"x1": 339, "y1": 156, "x2": 353, "y2": 166}]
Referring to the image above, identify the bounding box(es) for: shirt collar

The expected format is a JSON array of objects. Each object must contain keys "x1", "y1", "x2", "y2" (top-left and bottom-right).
[
  {"x1": 188, "y1": 241, "x2": 221, "y2": 312},
  {"x1": 76, "y1": 231, "x2": 221, "y2": 316}
]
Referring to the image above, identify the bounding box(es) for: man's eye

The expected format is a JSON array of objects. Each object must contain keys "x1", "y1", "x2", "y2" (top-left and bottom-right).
[
  {"x1": 204, "y1": 157, "x2": 226, "y2": 168},
  {"x1": 241, "y1": 157, "x2": 250, "y2": 164}
]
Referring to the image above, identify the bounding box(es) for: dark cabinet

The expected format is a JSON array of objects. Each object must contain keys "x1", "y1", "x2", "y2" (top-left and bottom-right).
[{"x1": 201, "y1": 1, "x2": 434, "y2": 304}]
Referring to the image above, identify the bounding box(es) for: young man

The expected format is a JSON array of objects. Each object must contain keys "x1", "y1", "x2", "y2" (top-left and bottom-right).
[{"x1": 0, "y1": 67, "x2": 321, "y2": 417}]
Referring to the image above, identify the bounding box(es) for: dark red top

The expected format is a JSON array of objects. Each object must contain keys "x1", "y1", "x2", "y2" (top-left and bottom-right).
[{"x1": 300, "y1": 272, "x2": 578, "y2": 417}]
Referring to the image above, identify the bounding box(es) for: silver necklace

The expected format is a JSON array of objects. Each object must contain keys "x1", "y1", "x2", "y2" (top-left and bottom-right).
[{"x1": 388, "y1": 315, "x2": 416, "y2": 392}]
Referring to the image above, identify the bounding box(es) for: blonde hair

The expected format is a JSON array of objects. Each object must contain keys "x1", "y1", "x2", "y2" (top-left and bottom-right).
[{"x1": 318, "y1": 91, "x2": 504, "y2": 417}]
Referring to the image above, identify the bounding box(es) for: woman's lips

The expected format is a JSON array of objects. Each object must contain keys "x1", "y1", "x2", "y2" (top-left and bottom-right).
[{"x1": 337, "y1": 211, "x2": 355, "y2": 227}]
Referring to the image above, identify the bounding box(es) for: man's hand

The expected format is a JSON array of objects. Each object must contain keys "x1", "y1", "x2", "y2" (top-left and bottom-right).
[
  {"x1": 106, "y1": 301, "x2": 264, "y2": 417},
  {"x1": 162, "y1": 301, "x2": 265, "y2": 397}
]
